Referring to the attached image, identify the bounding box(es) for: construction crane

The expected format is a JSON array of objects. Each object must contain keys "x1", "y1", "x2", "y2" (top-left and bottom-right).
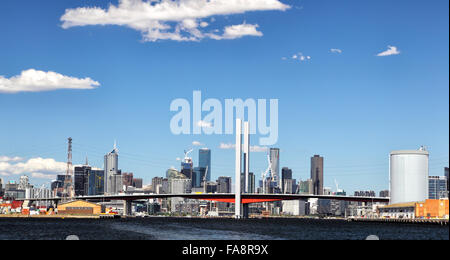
[
  {"x1": 261, "y1": 153, "x2": 272, "y2": 194},
  {"x1": 203, "y1": 165, "x2": 209, "y2": 193},
  {"x1": 183, "y1": 148, "x2": 193, "y2": 161}
]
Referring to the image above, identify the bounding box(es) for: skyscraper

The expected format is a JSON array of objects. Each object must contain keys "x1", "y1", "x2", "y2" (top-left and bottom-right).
[
  {"x1": 122, "y1": 172, "x2": 134, "y2": 187},
  {"x1": 248, "y1": 172, "x2": 255, "y2": 193},
  {"x1": 104, "y1": 142, "x2": 122, "y2": 194},
  {"x1": 269, "y1": 148, "x2": 280, "y2": 187},
  {"x1": 88, "y1": 169, "x2": 104, "y2": 195},
  {"x1": 311, "y1": 155, "x2": 324, "y2": 195},
  {"x1": 281, "y1": 167, "x2": 292, "y2": 193},
  {"x1": 74, "y1": 165, "x2": 91, "y2": 196},
  {"x1": 199, "y1": 148, "x2": 211, "y2": 181},
  {"x1": 217, "y1": 176, "x2": 232, "y2": 193},
  {"x1": 428, "y1": 176, "x2": 448, "y2": 199}
]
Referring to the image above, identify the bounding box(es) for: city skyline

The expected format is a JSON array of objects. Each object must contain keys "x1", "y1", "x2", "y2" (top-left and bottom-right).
[{"x1": 0, "y1": 0, "x2": 449, "y2": 194}]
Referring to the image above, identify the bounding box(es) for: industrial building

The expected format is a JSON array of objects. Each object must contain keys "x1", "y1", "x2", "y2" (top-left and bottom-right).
[
  {"x1": 379, "y1": 199, "x2": 449, "y2": 219},
  {"x1": 57, "y1": 200, "x2": 102, "y2": 215}
]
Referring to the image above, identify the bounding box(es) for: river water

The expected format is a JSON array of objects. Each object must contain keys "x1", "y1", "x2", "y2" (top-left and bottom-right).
[{"x1": 0, "y1": 217, "x2": 448, "y2": 240}]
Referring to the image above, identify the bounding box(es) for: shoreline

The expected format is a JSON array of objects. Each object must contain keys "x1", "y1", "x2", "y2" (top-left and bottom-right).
[{"x1": 0, "y1": 214, "x2": 448, "y2": 225}]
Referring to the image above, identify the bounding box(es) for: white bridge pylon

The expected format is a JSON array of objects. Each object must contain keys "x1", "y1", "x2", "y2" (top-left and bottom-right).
[{"x1": 235, "y1": 119, "x2": 250, "y2": 219}]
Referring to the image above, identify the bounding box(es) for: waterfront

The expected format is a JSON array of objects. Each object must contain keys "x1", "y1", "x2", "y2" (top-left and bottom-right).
[{"x1": 0, "y1": 217, "x2": 448, "y2": 240}]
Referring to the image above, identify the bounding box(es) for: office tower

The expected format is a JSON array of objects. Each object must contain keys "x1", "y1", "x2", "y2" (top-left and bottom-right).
[
  {"x1": 53, "y1": 175, "x2": 69, "y2": 197},
  {"x1": 0, "y1": 178, "x2": 3, "y2": 196},
  {"x1": 88, "y1": 169, "x2": 104, "y2": 195},
  {"x1": 299, "y1": 179, "x2": 313, "y2": 194},
  {"x1": 283, "y1": 179, "x2": 297, "y2": 194},
  {"x1": 281, "y1": 167, "x2": 292, "y2": 193},
  {"x1": 132, "y1": 178, "x2": 143, "y2": 189},
  {"x1": 311, "y1": 155, "x2": 324, "y2": 195},
  {"x1": 74, "y1": 165, "x2": 91, "y2": 196},
  {"x1": 104, "y1": 142, "x2": 122, "y2": 194},
  {"x1": 152, "y1": 177, "x2": 164, "y2": 193},
  {"x1": 199, "y1": 148, "x2": 211, "y2": 181},
  {"x1": 193, "y1": 167, "x2": 207, "y2": 188},
  {"x1": 122, "y1": 172, "x2": 134, "y2": 187},
  {"x1": 428, "y1": 176, "x2": 448, "y2": 199},
  {"x1": 269, "y1": 148, "x2": 280, "y2": 188},
  {"x1": 18, "y1": 175, "x2": 30, "y2": 190},
  {"x1": 217, "y1": 176, "x2": 232, "y2": 193},
  {"x1": 181, "y1": 158, "x2": 193, "y2": 183},
  {"x1": 248, "y1": 172, "x2": 255, "y2": 193}
]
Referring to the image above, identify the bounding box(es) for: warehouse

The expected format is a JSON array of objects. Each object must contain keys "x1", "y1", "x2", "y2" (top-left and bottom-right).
[
  {"x1": 379, "y1": 199, "x2": 449, "y2": 219},
  {"x1": 57, "y1": 200, "x2": 102, "y2": 215}
]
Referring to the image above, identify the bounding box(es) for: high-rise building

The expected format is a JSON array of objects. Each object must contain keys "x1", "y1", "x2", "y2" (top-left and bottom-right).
[
  {"x1": 248, "y1": 172, "x2": 255, "y2": 193},
  {"x1": 74, "y1": 165, "x2": 91, "y2": 196},
  {"x1": 217, "y1": 176, "x2": 232, "y2": 193},
  {"x1": 18, "y1": 175, "x2": 30, "y2": 190},
  {"x1": 199, "y1": 148, "x2": 211, "y2": 181},
  {"x1": 88, "y1": 169, "x2": 104, "y2": 195},
  {"x1": 132, "y1": 178, "x2": 143, "y2": 189},
  {"x1": 310, "y1": 155, "x2": 324, "y2": 195},
  {"x1": 152, "y1": 177, "x2": 164, "y2": 193},
  {"x1": 299, "y1": 179, "x2": 313, "y2": 194},
  {"x1": 181, "y1": 158, "x2": 193, "y2": 183},
  {"x1": 104, "y1": 143, "x2": 122, "y2": 195},
  {"x1": 269, "y1": 148, "x2": 280, "y2": 188},
  {"x1": 281, "y1": 167, "x2": 292, "y2": 193},
  {"x1": 0, "y1": 178, "x2": 3, "y2": 196},
  {"x1": 283, "y1": 179, "x2": 297, "y2": 194},
  {"x1": 193, "y1": 167, "x2": 207, "y2": 188},
  {"x1": 428, "y1": 176, "x2": 448, "y2": 199},
  {"x1": 122, "y1": 172, "x2": 134, "y2": 187}
]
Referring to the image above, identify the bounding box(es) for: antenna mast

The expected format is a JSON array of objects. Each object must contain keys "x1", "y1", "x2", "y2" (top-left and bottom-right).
[{"x1": 64, "y1": 137, "x2": 74, "y2": 199}]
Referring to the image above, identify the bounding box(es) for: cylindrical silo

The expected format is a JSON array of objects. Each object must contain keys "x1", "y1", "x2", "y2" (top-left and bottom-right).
[{"x1": 389, "y1": 149, "x2": 429, "y2": 205}]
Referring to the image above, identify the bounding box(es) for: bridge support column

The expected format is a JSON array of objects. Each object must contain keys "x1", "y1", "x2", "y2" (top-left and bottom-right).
[
  {"x1": 243, "y1": 204, "x2": 249, "y2": 219},
  {"x1": 123, "y1": 200, "x2": 132, "y2": 217}
]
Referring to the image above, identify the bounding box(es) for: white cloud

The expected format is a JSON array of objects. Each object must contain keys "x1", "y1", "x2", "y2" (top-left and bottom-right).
[
  {"x1": 250, "y1": 145, "x2": 269, "y2": 153},
  {"x1": 0, "y1": 157, "x2": 66, "y2": 178},
  {"x1": 192, "y1": 141, "x2": 204, "y2": 146},
  {"x1": 0, "y1": 69, "x2": 100, "y2": 94},
  {"x1": 0, "y1": 156, "x2": 24, "y2": 163},
  {"x1": 377, "y1": 45, "x2": 400, "y2": 56},
  {"x1": 60, "y1": 0, "x2": 289, "y2": 42},
  {"x1": 219, "y1": 143, "x2": 268, "y2": 152},
  {"x1": 208, "y1": 23, "x2": 263, "y2": 40},
  {"x1": 330, "y1": 48, "x2": 342, "y2": 54},
  {"x1": 197, "y1": 120, "x2": 212, "y2": 128},
  {"x1": 284, "y1": 52, "x2": 311, "y2": 62},
  {"x1": 31, "y1": 172, "x2": 57, "y2": 180}
]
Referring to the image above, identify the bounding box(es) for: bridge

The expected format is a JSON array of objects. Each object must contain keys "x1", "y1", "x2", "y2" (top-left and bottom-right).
[
  {"x1": 18, "y1": 193, "x2": 389, "y2": 216},
  {"x1": 18, "y1": 193, "x2": 389, "y2": 203}
]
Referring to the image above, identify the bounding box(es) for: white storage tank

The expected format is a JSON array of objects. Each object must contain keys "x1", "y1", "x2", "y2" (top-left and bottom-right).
[{"x1": 389, "y1": 148, "x2": 429, "y2": 205}]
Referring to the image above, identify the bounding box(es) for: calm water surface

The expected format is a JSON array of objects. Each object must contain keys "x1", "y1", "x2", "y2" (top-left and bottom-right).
[{"x1": 0, "y1": 217, "x2": 448, "y2": 240}]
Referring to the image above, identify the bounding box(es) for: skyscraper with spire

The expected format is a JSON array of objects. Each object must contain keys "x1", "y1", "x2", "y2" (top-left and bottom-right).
[{"x1": 104, "y1": 141, "x2": 122, "y2": 194}]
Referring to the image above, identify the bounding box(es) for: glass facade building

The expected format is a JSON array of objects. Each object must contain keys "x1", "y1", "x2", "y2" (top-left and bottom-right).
[{"x1": 199, "y1": 148, "x2": 211, "y2": 181}]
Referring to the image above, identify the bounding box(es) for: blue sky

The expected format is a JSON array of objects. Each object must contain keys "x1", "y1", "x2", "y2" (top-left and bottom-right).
[{"x1": 0, "y1": 0, "x2": 448, "y2": 194}]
